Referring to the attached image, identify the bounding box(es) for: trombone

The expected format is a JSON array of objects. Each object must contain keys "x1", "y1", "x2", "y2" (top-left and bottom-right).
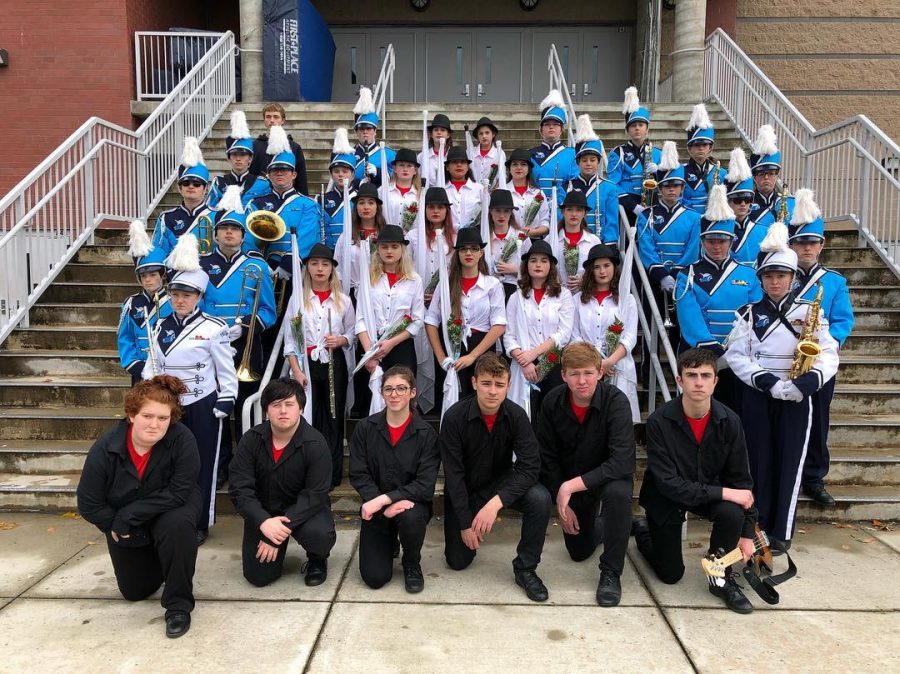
[
  {"x1": 247, "y1": 209, "x2": 289, "y2": 315},
  {"x1": 234, "y1": 265, "x2": 264, "y2": 382}
]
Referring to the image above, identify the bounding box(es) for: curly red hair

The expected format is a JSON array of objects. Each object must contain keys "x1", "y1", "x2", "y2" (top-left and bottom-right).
[{"x1": 124, "y1": 375, "x2": 187, "y2": 423}]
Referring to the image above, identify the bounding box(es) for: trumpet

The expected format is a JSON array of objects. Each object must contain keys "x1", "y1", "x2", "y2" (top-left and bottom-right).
[
  {"x1": 235, "y1": 265, "x2": 264, "y2": 382},
  {"x1": 196, "y1": 214, "x2": 214, "y2": 255},
  {"x1": 641, "y1": 142, "x2": 657, "y2": 209}
]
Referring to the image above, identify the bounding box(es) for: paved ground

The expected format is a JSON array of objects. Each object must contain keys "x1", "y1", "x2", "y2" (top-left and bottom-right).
[{"x1": 1, "y1": 513, "x2": 898, "y2": 673}]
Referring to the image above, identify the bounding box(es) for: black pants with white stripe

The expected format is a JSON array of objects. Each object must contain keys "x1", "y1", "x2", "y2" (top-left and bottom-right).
[
  {"x1": 181, "y1": 392, "x2": 222, "y2": 532},
  {"x1": 802, "y1": 375, "x2": 836, "y2": 491},
  {"x1": 741, "y1": 386, "x2": 813, "y2": 541}
]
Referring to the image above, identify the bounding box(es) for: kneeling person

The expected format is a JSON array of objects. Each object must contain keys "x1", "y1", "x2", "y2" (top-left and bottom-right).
[
  {"x1": 635, "y1": 348, "x2": 758, "y2": 614},
  {"x1": 229, "y1": 378, "x2": 336, "y2": 588},
  {"x1": 537, "y1": 342, "x2": 635, "y2": 607},
  {"x1": 439, "y1": 353, "x2": 552, "y2": 602}
]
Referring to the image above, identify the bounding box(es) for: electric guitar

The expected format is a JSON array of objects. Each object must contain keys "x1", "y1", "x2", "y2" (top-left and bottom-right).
[{"x1": 701, "y1": 523, "x2": 773, "y2": 578}]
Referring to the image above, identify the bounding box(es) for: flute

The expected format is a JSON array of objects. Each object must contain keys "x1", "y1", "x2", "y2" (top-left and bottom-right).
[{"x1": 327, "y1": 308, "x2": 336, "y2": 419}]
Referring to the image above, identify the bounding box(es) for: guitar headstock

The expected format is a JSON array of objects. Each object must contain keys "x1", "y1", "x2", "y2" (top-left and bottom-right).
[{"x1": 701, "y1": 555, "x2": 728, "y2": 579}]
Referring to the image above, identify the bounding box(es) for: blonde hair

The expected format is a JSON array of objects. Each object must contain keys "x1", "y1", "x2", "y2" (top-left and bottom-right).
[
  {"x1": 370, "y1": 244, "x2": 415, "y2": 285},
  {"x1": 302, "y1": 260, "x2": 344, "y2": 313}
]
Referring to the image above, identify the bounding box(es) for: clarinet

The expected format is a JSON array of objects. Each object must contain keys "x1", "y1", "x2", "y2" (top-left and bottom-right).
[
  {"x1": 319, "y1": 184, "x2": 326, "y2": 244},
  {"x1": 327, "y1": 308, "x2": 336, "y2": 418}
]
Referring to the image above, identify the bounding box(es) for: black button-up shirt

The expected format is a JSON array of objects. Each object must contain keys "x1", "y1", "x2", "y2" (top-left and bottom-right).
[{"x1": 439, "y1": 396, "x2": 540, "y2": 529}]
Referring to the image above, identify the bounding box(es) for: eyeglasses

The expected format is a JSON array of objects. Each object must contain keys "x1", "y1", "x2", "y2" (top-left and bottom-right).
[
  {"x1": 382, "y1": 385, "x2": 411, "y2": 396},
  {"x1": 459, "y1": 246, "x2": 482, "y2": 254},
  {"x1": 180, "y1": 180, "x2": 206, "y2": 188}
]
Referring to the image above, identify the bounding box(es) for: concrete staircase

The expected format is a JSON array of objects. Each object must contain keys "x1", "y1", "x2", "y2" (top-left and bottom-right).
[{"x1": 1, "y1": 103, "x2": 898, "y2": 522}]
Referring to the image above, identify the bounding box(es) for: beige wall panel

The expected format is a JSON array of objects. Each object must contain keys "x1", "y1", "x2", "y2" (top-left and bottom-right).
[
  {"x1": 759, "y1": 59, "x2": 900, "y2": 92},
  {"x1": 736, "y1": 22, "x2": 900, "y2": 55},
  {"x1": 789, "y1": 95, "x2": 900, "y2": 141},
  {"x1": 737, "y1": 0, "x2": 900, "y2": 18}
]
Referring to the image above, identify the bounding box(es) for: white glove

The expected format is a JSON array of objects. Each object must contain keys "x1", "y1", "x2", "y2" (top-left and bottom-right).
[
  {"x1": 366, "y1": 162, "x2": 377, "y2": 177},
  {"x1": 274, "y1": 266, "x2": 291, "y2": 281},
  {"x1": 632, "y1": 204, "x2": 646, "y2": 216},
  {"x1": 769, "y1": 380, "x2": 788, "y2": 399},
  {"x1": 213, "y1": 408, "x2": 230, "y2": 420},
  {"x1": 781, "y1": 381, "x2": 804, "y2": 403},
  {"x1": 660, "y1": 276, "x2": 676, "y2": 293},
  {"x1": 227, "y1": 323, "x2": 244, "y2": 341},
  {"x1": 646, "y1": 162, "x2": 659, "y2": 174},
  {"x1": 441, "y1": 357, "x2": 455, "y2": 372}
]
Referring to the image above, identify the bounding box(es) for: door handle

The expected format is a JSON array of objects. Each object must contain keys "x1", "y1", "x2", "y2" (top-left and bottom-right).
[
  {"x1": 477, "y1": 83, "x2": 485, "y2": 97},
  {"x1": 569, "y1": 83, "x2": 576, "y2": 97},
  {"x1": 584, "y1": 83, "x2": 593, "y2": 96},
  {"x1": 462, "y1": 83, "x2": 471, "y2": 97}
]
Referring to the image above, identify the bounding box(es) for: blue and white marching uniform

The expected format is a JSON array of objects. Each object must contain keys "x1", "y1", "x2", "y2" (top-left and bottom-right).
[
  {"x1": 117, "y1": 289, "x2": 172, "y2": 381},
  {"x1": 607, "y1": 141, "x2": 662, "y2": 201},
  {"x1": 636, "y1": 202, "x2": 701, "y2": 285},
  {"x1": 199, "y1": 247, "x2": 277, "y2": 332},
  {"x1": 246, "y1": 188, "x2": 321, "y2": 267},
  {"x1": 749, "y1": 191, "x2": 794, "y2": 229},
  {"x1": 354, "y1": 143, "x2": 396, "y2": 187},
  {"x1": 681, "y1": 160, "x2": 727, "y2": 214},
  {"x1": 319, "y1": 181, "x2": 359, "y2": 250},
  {"x1": 560, "y1": 174, "x2": 621, "y2": 245},
  {"x1": 529, "y1": 141, "x2": 578, "y2": 199},
  {"x1": 151, "y1": 203, "x2": 213, "y2": 261},
  {"x1": 731, "y1": 215, "x2": 767, "y2": 265},
  {"x1": 208, "y1": 171, "x2": 271, "y2": 210}
]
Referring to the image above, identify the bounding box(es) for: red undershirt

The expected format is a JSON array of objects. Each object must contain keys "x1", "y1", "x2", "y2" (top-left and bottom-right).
[
  {"x1": 533, "y1": 288, "x2": 545, "y2": 304},
  {"x1": 451, "y1": 180, "x2": 467, "y2": 191},
  {"x1": 397, "y1": 186, "x2": 411, "y2": 196},
  {"x1": 386, "y1": 272, "x2": 399, "y2": 287},
  {"x1": 313, "y1": 290, "x2": 331, "y2": 304},
  {"x1": 514, "y1": 185, "x2": 528, "y2": 195},
  {"x1": 495, "y1": 231, "x2": 507, "y2": 240},
  {"x1": 461, "y1": 276, "x2": 478, "y2": 295},
  {"x1": 483, "y1": 413, "x2": 498, "y2": 433},
  {"x1": 272, "y1": 438, "x2": 286, "y2": 464},
  {"x1": 388, "y1": 413, "x2": 412, "y2": 446},
  {"x1": 569, "y1": 395, "x2": 590, "y2": 424},
  {"x1": 126, "y1": 426, "x2": 152, "y2": 480},
  {"x1": 360, "y1": 228, "x2": 375, "y2": 241},
  {"x1": 480, "y1": 147, "x2": 491, "y2": 157},
  {"x1": 686, "y1": 410, "x2": 711, "y2": 445},
  {"x1": 564, "y1": 230, "x2": 582, "y2": 246},
  {"x1": 594, "y1": 289, "x2": 611, "y2": 305}
]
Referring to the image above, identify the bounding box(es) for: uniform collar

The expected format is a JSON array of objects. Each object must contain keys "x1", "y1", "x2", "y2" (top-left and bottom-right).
[
  {"x1": 140, "y1": 288, "x2": 166, "y2": 303},
  {"x1": 173, "y1": 307, "x2": 202, "y2": 327},
  {"x1": 701, "y1": 252, "x2": 730, "y2": 270},
  {"x1": 357, "y1": 142, "x2": 376, "y2": 153},
  {"x1": 686, "y1": 158, "x2": 710, "y2": 173},
  {"x1": 465, "y1": 396, "x2": 509, "y2": 423},
  {"x1": 542, "y1": 140, "x2": 563, "y2": 152},
  {"x1": 797, "y1": 262, "x2": 821, "y2": 279},
  {"x1": 656, "y1": 200, "x2": 681, "y2": 216},
  {"x1": 214, "y1": 245, "x2": 244, "y2": 264},
  {"x1": 765, "y1": 291, "x2": 796, "y2": 313},
  {"x1": 272, "y1": 187, "x2": 297, "y2": 201},
  {"x1": 179, "y1": 202, "x2": 207, "y2": 217},
  {"x1": 755, "y1": 189, "x2": 777, "y2": 206},
  {"x1": 230, "y1": 170, "x2": 249, "y2": 184}
]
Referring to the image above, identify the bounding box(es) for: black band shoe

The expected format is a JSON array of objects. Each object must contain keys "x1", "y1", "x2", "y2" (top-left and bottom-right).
[
  {"x1": 303, "y1": 557, "x2": 328, "y2": 587},
  {"x1": 196, "y1": 529, "x2": 208, "y2": 546},
  {"x1": 514, "y1": 569, "x2": 549, "y2": 602},
  {"x1": 403, "y1": 562, "x2": 425, "y2": 594},
  {"x1": 165, "y1": 611, "x2": 191, "y2": 638},
  {"x1": 708, "y1": 572, "x2": 753, "y2": 614},
  {"x1": 803, "y1": 485, "x2": 836, "y2": 507},
  {"x1": 596, "y1": 568, "x2": 622, "y2": 607}
]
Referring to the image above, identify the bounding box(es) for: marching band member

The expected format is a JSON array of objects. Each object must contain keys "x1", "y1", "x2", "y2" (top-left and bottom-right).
[
  {"x1": 681, "y1": 103, "x2": 726, "y2": 215},
  {"x1": 320, "y1": 127, "x2": 360, "y2": 249},
  {"x1": 349, "y1": 365, "x2": 440, "y2": 593},
  {"x1": 608, "y1": 86, "x2": 662, "y2": 224},
  {"x1": 445, "y1": 147, "x2": 485, "y2": 229},
  {"x1": 675, "y1": 185, "x2": 762, "y2": 414},
  {"x1": 573, "y1": 245, "x2": 640, "y2": 423},
  {"x1": 119, "y1": 221, "x2": 172, "y2": 385},
  {"x1": 486, "y1": 189, "x2": 527, "y2": 300},
  {"x1": 425, "y1": 227, "x2": 507, "y2": 398},
  {"x1": 151, "y1": 137, "x2": 213, "y2": 260},
  {"x1": 504, "y1": 239, "x2": 574, "y2": 423},
  {"x1": 418, "y1": 113, "x2": 453, "y2": 187},
  {"x1": 507, "y1": 148, "x2": 550, "y2": 239},
  {"x1": 334, "y1": 182, "x2": 387, "y2": 297},
  {"x1": 408, "y1": 187, "x2": 456, "y2": 308},
  {"x1": 724, "y1": 148, "x2": 766, "y2": 264},
  {"x1": 352, "y1": 86, "x2": 396, "y2": 187},
  {"x1": 283, "y1": 244, "x2": 356, "y2": 489},
  {"x1": 144, "y1": 234, "x2": 238, "y2": 545},
  {"x1": 530, "y1": 89, "x2": 577, "y2": 198},
  {"x1": 558, "y1": 191, "x2": 602, "y2": 292},
  {"x1": 563, "y1": 115, "x2": 620, "y2": 246},
  {"x1": 383, "y1": 148, "x2": 422, "y2": 227},
  {"x1": 749, "y1": 124, "x2": 794, "y2": 228},
  {"x1": 465, "y1": 116, "x2": 506, "y2": 188},
  {"x1": 209, "y1": 110, "x2": 271, "y2": 209},
  {"x1": 248, "y1": 103, "x2": 309, "y2": 195},
  {"x1": 788, "y1": 189, "x2": 855, "y2": 507},
  {"x1": 725, "y1": 221, "x2": 839, "y2": 550}
]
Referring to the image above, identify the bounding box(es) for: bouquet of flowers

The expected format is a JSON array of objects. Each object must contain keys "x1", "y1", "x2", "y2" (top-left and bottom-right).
[
  {"x1": 290, "y1": 314, "x2": 304, "y2": 354},
  {"x1": 487, "y1": 163, "x2": 499, "y2": 186},
  {"x1": 353, "y1": 314, "x2": 414, "y2": 374},
  {"x1": 522, "y1": 193, "x2": 545, "y2": 230},
  {"x1": 603, "y1": 317, "x2": 625, "y2": 358},
  {"x1": 447, "y1": 314, "x2": 463, "y2": 359},
  {"x1": 499, "y1": 231, "x2": 527, "y2": 264},
  {"x1": 368, "y1": 234, "x2": 378, "y2": 255},
  {"x1": 464, "y1": 205, "x2": 482, "y2": 229},
  {"x1": 400, "y1": 202, "x2": 418, "y2": 233},
  {"x1": 535, "y1": 346, "x2": 562, "y2": 382},
  {"x1": 424, "y1": 269, "x2": 440, "y2": 295},
  {"x1": 563, "y1": 238, "x2": 580, "y2": 277}
]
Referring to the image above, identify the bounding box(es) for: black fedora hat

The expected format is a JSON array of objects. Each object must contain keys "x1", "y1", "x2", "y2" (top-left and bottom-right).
[
  {"x1": 425, "y1": 187, "x2": 450, "y2": 205},
  {"x1": 354, "y1": 181, "x2": 383, "y2": 204},
  {"x1": 562, "y1": 191, "x2": 588, "y2": 209},
  {"x1": 521, "y1": 238, "x2": 557, "y2": 265},
  {"x1": 454, "y1": 226, "x2": 486, "y2": 249},
  {"x1": 472, "y1": 116, "x2": 499, "y2": 136},
  {"x1": 303, "y1": 242, "x2": 339, "y2": 266},
  {"x1": 428, "y1": 114, "x2": 452, "y2": 132},
  {"x1": 505, "y1": 148, "x2": 532, "y2": 166},
  {"x1": 489, "y1": 189, "x2": 514, "y2": 210},
  {"x1": 390, "y1": 148, "x2": 420, "y2": 167},
  {"x1": 375, "y1": 224, "x2": 409, "y2": 245},
  {"x1": 446, "y1": 147, "x2": 471, "y2": 164},
  {"x1": 583, "y1": 243, "x2": 620, "y2": 268}
]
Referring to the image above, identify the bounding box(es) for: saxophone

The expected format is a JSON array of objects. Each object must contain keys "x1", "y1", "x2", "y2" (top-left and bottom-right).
[
  {"x1": 641, "y1": 142, "x2": 657, "y2": 208},
  {"x1": 789, "y1": 282, "x2": 823, "y2": 379}
]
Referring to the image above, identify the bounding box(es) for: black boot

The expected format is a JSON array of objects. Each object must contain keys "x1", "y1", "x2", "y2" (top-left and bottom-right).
[
  {"x1": 303, "y1": 556, "x2": 328, "y2": 587},
  {"x1": 708, "y1": 570, "x2": 753, "y2": 614}
]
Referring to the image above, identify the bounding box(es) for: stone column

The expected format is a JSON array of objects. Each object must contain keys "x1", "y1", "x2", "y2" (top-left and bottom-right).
[
  {"x1": 239, "y1": 0, "x2": 264, "y2": 102},
  {"x1": 671, "y1": 0, "x2": 706, "y2": 103}
]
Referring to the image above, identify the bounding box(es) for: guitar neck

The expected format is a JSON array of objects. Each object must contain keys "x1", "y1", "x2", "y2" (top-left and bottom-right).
[{"x1": 714, "y1": 548, "x2": 744, "y2": 569}]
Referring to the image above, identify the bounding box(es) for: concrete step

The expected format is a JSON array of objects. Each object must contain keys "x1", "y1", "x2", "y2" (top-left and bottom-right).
[
  {"x1": 0, "y1": 377, "x2": 129, "y2": 407},
  {"x1": 848, "y1": 287, "x2": 900, "y2": 309},
  {"x1": 830, "y1": 266, "x2": 900, "y2": 287},
  {"x1": 831, "y1": 383, "x2": 900, "y2": 416},
  {"x1": 819, "y1": 247, "x2": 884, "y2": 266},
  {"x1": 74, "y1": 245, "x2": 130, "y2": 265},
  {"x1": 60, "y1": 263, "x2": 135, "y2": 283},
  {"x1": 30, "y1": 303, "x2": 122, "y2": 327},
  {"x1": 0, "y1": 441, "x2": 93, "y2": 475},
  {"x1": 7, "y1": 327, "x2": 119, "y2": 351},
  {"x1": 840, "y1": 332, "x2": 900, "y2": 356},
  {"x1": 826, "y1": 415, "x2": 900, "y2": 448},
  {"x1": 833, "y1": 356, "x2": 900, "y2": 384},
  {"x1": 0, "y1": 407, "x2": 125, "y2": 441},
  {"x1": 0, "y1": 350, "x2": 122, "y2": 377},
  {"x1": 42, "y1": 282, "x2": 133, "y2": 304},
  {"x1": 854, "y1": 308, "x2": 900, "y2": 331}
]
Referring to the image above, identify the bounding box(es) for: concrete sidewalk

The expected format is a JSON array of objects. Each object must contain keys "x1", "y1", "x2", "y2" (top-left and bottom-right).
[{"x1": 1, "y1": 513, "x2": 898, "y2": 672}]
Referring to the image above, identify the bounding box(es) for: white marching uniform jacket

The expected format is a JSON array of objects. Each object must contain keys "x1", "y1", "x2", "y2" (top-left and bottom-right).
[
  {"x1": 446, "y1": 179, "x2": 485, "y2": 229},
  {"x1": 725, "y1": 294, "x2": 840, "y2": 397},
  {"x1": 283, "y1": 291, "x2": 356, "y2": 373},
  {"x1": 573, "y1": 291, "x2": 641, "y2": 423},
  {"x1": 425, "y1": 273, "x2": 508, "y2": 347},
  {"x1": 144, "y1": 308, "x2": 238, "y2": 413},
  {"x1": 355, "y1": 273, "x2": 426, "y2": 339}
]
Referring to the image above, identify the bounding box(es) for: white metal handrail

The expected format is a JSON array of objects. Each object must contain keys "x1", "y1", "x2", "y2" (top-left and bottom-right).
[
  {"x1": 0, "y1": 31, "x2": 236, "y2": 345},
  {"x1": 372, "y1": 44, "x2": 395, "y2": 139},
  {"x1": 547, "y1": 45, "x2": 578, "y2": 147},
  {"x1": 704, "y1": 28, "x2": 900, "y2": 277},
  {"x1": 135, "y1": 31, "x2": 226, "y2": 101}
]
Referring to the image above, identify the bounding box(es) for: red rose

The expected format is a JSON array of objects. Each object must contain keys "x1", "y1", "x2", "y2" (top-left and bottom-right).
[
  {"x1": 453, "y1": 318, "x2": 462, "y2": 326},
  {"x1": 490, "y1": 163, "x2": 498, "y2": 169},
  {"x1": 403, "y1": 314, "x2": 412, "y2": 321},
  {"x1": 518, "y1": 232, "x2": 527, "y2": 240},
  {"x1": 610, "y1": 324, "x2": 624, "y2": 334},
  {"x1": 547, "y1": 352, "x2": 559, "y2": 363},
  {"x1": 408, "y1": 204, "x2": 418, "y2": 213},
  {"x1": 534, "y1": 193, "x2": 545, "y2": 203}
]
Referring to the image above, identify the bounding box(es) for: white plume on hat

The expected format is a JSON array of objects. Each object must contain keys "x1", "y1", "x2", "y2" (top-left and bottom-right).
[
  {"x1": 332, "y1": 127, "x2": 354, "y2": 155},
  {"x1": 726, "y1": 148, "x2": 752, "y2": 183},
  {"x1": 127, "y1": 219, "x2": 153, "y2": 258},
  {"x1": 266, "y1": 124, "x2": 291, "y2": 156},
  {"x1": 753, "y1": 124, "x2": 779, "y2": 156},
  {"x1": 759, "y1": 220, "x2": 790, "y2": 254},
  {"x1": 218, "y1": 185, "x2": 244, "y2": 214},
  {"x1": 353, "y1": 86, "x2": 376, "y2": 115},
  {"x1": 658, "y1": 141, "x2": 680, "y2": 171},
  {"x1": 170, "y1": 234, "x2": 201, "y2": 272},
  {"x1": 230, "y1": 110, "x2": 251, "y2": 140},
  {"x1": 686, "y1": 103, "x2": 713, "y2": 131},
  {"x1": 575, "y1": 114, "x2": 599, "y2": 143},
  {"x1": 622, "y1": 86, "x2": 641, "y2": 115},
  {"x1": 181, "y1": 137, "x2": 204, "y2": 167},
  {"x1": 703, "y1": 184, "x2": 735, "y2": 223},
  {"x1": 539, "y1": 89, "x2": 565, "y2": 112},
  {"x1": 791, "y1": 188, "x2": 822, "y2": 226}
]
